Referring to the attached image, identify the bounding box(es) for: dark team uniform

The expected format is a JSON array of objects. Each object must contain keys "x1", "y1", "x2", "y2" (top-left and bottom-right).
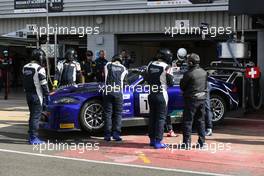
[
  {"x1": 145, "y1": 61, "x2": 174, "y2": 145},
  {"x1": 95, "y1": 57, "x2": 108, "y2": 82},
  {"x1": 180, "y1": 65, "x2": 207, "y2": 147},
  {"x1": 54, "y1": 60, "x2": 81, "y2": 86},
  {"x1": 23, "y1": 62, "x2": 49, "y2": 138},
  {"x1": 81, "y1": 60, "x2": 96, "y2": 82},
  {"x1": 103, "y1": 61, "x2": 128, "y2": 141}
]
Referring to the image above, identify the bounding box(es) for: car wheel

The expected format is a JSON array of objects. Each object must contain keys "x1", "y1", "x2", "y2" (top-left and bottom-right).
[
  {"x1": 210, "y1": 94, "x2": 226, "y2": 125},
  {"x1": 80, "y1": 99, "x2": 104, "y2": 133}
]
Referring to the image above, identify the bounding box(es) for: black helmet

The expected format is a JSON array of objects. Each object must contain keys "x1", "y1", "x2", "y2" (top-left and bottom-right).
[
  {"x1": 65, "y1": 48, "x2": 76, "y2": 62},
  {"x1": 187, "y1": 53, "x2": 200, "y2": 67},
  {"x1": 86, "y1": 50, "x2": 93, "y2": 57},
  {"x1": 111, "y1": 54, "x2": 122, "y2": 63},
  {"x1": 156, "y1": 48, "x2": 173, "y2": 64},
  {"x1": 31, "y1": 49, "x2": 46, "y2": 66}
]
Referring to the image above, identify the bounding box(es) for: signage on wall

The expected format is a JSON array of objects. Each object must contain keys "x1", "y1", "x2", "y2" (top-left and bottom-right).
[
  {"x1": 147, "y1": 0, "x2": 212, "y2": 5},
  {"x1": 175, "y1": 20, "x2": 190, "y2": 28},
  {"x1": 14, "y1": 0, "x2": 64, "y2": 13}
]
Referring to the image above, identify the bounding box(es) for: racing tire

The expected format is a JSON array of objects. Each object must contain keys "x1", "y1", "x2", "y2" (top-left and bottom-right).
[
  {"x1": 80, "y1": 99, "x2": 104, "y2": 133},
  {"x1": 210, "y1": 94, "x2": 226, "y2": 125}
]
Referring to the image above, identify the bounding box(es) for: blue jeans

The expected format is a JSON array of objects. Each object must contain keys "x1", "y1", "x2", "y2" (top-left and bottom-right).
[
  {"x1": 26, "y1": 93, "x2": 42, "y2": 137},
  {"x1": 205, "y1": 93, "x2": 213, "y2": 129}
]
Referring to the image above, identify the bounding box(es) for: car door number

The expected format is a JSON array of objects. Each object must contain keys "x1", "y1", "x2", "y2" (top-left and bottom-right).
[{"x1": 139, "y1": 94, "x2": 149, "y2": 114}]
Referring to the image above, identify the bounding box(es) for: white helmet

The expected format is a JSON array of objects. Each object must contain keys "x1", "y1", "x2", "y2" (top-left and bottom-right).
[{"x1": 177, "y1": 48, "x2": 187, "y2": 61}]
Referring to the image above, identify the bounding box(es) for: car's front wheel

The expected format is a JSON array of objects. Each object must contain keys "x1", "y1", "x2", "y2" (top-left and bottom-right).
[
  {"x1": 80, "y1": 99, "x2": 104, "y2": 133},
  {"x1": 210, "y1": 94, "x2": 226, "y2": 125}
]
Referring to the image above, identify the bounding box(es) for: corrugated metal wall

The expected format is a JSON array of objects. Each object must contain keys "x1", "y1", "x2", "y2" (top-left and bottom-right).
[
  {"x1": 0, "y1": 0, "x2": 228, "y2": 17},
  {"x1": 0, "y1": 11, "x2": 252, "y2": 35}
]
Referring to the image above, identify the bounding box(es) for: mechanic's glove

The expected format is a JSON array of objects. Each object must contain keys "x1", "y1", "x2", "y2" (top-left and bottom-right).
[
  {"x1": 53, "y1": 80, "x2": 58, "y2": 90},
  {"x1": 81, "y1": 75, "x2": 85, "y2": 84}
]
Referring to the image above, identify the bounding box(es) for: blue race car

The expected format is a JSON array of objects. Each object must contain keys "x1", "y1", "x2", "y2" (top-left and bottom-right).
[{"x1": 40, "y1": 67, "x2": 239, "y2": 132}]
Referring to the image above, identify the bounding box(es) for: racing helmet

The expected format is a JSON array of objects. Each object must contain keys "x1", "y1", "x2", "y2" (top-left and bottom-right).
[
  {"x1": 156, "y1": 48, "x2": 173, "y2": 64},
  {"x1": 187, "y1": 53, "x2": 200, "y2": 67},
  {"x1": 31, "y1": 49, "x2": 46, "y2": 66},
  {"x1": 65, "y1": 48, "x2": 76, "y2": 62},
  {"x1": 3, "y1": 50, "x2": 8, "y2": 57},
  {"x1": 177, "y1": 48, "x2": 187, "y2": 61}
]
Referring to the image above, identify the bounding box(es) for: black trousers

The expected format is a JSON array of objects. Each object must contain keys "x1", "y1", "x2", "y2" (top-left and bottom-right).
[
  {"x1": 26, "y1": 93, "x2": 43, "y2": 137},
  {"x1": 183, "y1": 98, "x2": 206, "y2": 143},
  {"x1": 165, "y1": 116, "x2": 173, "y2": 131},
  {"x1": 148, "y1": 92, "x2": 168, "y2": 141},
  {"x1": 103, "y1": 92, "x2": 123, "y2": 135}
]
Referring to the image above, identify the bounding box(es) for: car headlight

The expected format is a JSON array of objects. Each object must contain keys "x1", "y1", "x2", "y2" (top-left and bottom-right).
[{"x1": 53, "y1": 97, "x2": 80, "y2": 104}]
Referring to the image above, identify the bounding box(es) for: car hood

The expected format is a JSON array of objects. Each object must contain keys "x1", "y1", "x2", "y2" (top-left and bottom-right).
[
  {"x1": 208, "y1": 76, "x2": 234, "y2": 88},
  {"x1": 51, "y1": 82, "x2": 103, "y2": 96}
]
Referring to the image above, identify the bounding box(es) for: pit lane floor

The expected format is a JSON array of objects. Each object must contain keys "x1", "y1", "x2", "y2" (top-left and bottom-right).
[{"x1": 0, "y1": 109, "x2": 263, "y2": 176}]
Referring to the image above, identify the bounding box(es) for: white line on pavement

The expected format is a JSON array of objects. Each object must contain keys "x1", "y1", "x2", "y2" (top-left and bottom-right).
[
  {"x1": 0, "y1": 148, "x2": 232, "y2": 176},
  {"x1": 226, "y1": 117, "x2": 264, "y2": 122}
]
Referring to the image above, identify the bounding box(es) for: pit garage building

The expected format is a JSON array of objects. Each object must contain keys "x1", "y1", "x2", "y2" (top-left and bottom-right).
[{"x1": 0, "y1": 0, "x2": 263, "y2": 89}]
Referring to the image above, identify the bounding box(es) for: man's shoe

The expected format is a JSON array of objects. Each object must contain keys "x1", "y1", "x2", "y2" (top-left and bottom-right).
[
  {"x1": 104, "y1": 136, "x2": 111, "y2": 142},
  {"x1": 180, "y1": 137, "x2": 192, "y2": 150},
  {"x1": 154, "y1": 140, "x2": 168, "y2": 149},
  {"x1": 166, "y1": 130, "x2": 178, "y2": 137},
  {"x1": 178, "y1": 143, "x2": 191, "y2": 150},
  {"x1": 197, "y1": 137, "x2": 205, "y2": 148},
  {"x1": 104, "y1": 133, "x2": 111, "y2": 142},
  {"x1": 149, "y1": 139, "x2": 155, "y2": 146},
  {"x1": 29, "y1": 136, "x2": 45, "y2": 145},
  {"x1": 205, "y1": 129, "x2": 213, "y2": 136},
  {"x1": 112, "y1": 131, "x2": 122, "y2": 141},
  {"x1": 195, "y1": 142, "x2": 205, "y2": 149}
]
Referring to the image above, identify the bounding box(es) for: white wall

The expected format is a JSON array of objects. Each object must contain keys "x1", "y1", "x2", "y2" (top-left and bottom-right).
[{"x1": 87, "y1": 34, "x2": 117, "y2": 61}]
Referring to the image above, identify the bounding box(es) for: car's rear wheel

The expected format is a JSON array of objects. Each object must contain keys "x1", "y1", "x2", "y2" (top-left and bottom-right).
[
  {"x1": 80, "y1": 99, "x2": 104, "y2": 133},
  {"x1": 210, "y1": 94, "x2": 226, "y2": 125}
]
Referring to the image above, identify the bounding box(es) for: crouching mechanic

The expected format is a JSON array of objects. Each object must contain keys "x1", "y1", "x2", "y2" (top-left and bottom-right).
[
  {"x1": 180, "y1": 53, "x2": 207, "y2": 149},
  {"x1": 22, "y1": 49, "x2": 50, "y2": 145},
  {"x1": 53, "y1": 48, "x2": 83, "y2": 89},
  {"x1": 103, "y1": 55, "x2": 128, "y2": 141},
  {"x1": 145, "y1": 48, "x2": 174, "y2": 149}
]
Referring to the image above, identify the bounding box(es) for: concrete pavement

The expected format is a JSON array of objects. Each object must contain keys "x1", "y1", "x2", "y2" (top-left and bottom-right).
[
  {"x1": 0, "y1": 92, "x2": 263, "y2": 176},
  {"x1": 0, "y1": 110, "x2": 263, "y2": 176}
]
